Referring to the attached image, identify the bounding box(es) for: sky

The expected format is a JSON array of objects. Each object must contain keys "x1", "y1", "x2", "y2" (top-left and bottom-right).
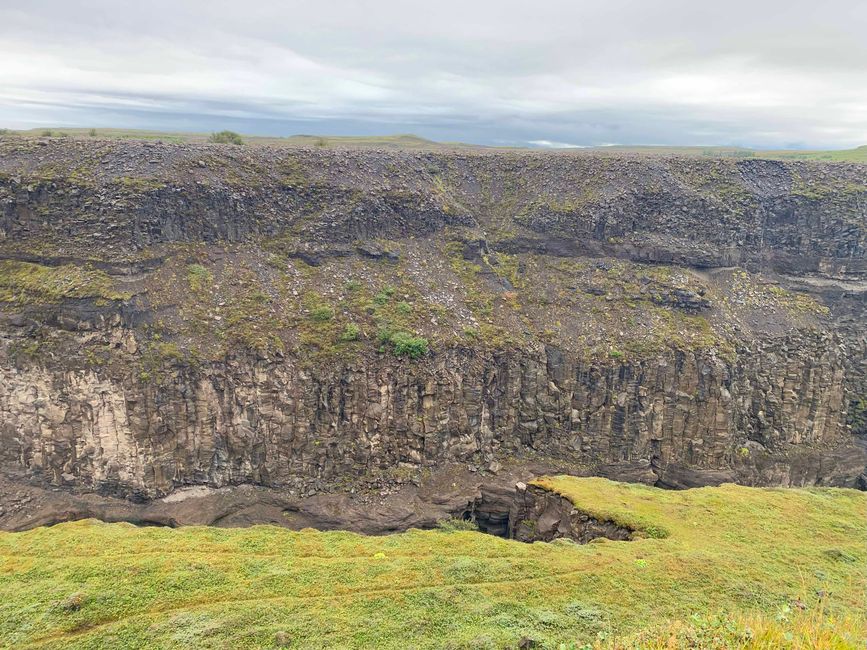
[{"x1": 1, "y1": 0, "x2": 865, "y2": 149}]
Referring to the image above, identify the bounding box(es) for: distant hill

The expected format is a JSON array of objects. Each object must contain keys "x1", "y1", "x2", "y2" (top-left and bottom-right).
[
  {"x1": 5, "y1": 128, "x2": 481, "y2": 150},
  {"x1": 578, "y1": 144, "x2": 867, "y2": 162}
]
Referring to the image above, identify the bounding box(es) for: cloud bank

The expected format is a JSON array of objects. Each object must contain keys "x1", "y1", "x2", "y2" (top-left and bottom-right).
[{"x1": 1, "y1": 0, "x2": 865, "y2": 148}]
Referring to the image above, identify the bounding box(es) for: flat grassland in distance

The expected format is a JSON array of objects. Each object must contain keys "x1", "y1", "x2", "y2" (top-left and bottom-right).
[
  {"x1": 5, "y1": 128, "x2": 867, "y2": 160},
  {"x1": 4, "y1": 129, "x2": 464, "y2": 150},
  {"x1": 0, "y1": 477, "x2": 863, "y2": 649}
]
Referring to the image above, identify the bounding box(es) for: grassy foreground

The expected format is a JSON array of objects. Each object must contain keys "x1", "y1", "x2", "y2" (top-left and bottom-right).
[{"x1": 0, "y1": 478, "x2": 863, "y2": 649}]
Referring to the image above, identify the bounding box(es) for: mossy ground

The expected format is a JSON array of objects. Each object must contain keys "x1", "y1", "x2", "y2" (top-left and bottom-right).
[
  {"x1": 0, "y1": 238, "x2": 831, "y2": 375},
  {"x1": 0, "y1": 478, "x2": 863, "y2": 649},
  {"x1": 0, "y1": 260, "x2": 129, "y2": 306}
]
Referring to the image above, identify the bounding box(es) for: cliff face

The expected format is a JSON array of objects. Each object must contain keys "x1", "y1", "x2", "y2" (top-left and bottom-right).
[
  {"x1": 1, "y1": 331, "x2": 861, "y2": 500},
  {"x1": 0, "y1": 138, "x2": 864, "y2": 513}
]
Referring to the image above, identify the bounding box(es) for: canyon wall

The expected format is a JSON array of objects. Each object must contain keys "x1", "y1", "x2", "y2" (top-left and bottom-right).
[{"x1": 0, "y1": 138, "x2": 864, "y2": 506}]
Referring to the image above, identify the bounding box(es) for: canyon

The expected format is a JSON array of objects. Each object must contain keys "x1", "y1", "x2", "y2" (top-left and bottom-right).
[{"x1": 0, "y1": 137, "x2": 864, "y2": 532}]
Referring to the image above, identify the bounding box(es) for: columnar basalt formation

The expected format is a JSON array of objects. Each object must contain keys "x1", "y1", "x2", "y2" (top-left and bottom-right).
[{"x1": 0, "y1": 138, "x2": 864, "y2": 524}]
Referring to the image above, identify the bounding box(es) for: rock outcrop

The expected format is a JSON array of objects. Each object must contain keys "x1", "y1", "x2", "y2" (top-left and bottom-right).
[{"x1": 508, "y1": 483, "x2": 634, "y2": 543}]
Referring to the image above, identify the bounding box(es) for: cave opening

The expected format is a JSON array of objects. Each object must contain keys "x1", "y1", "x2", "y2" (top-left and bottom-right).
[
  {"x1": 462, "y1": 496, "x2": 513, "y2": 539},
  {"x1": 456, "y1": 485, "x2": 636, "y2": 545}
]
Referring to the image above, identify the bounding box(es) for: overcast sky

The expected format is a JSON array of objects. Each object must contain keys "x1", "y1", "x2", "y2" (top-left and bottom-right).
[{"x1": 1, "y1": 0, "x2": 865, "y2": 148}]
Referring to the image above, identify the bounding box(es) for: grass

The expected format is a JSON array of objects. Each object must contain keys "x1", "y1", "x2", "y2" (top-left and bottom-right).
[
  {"x1": 9, "y1": 128, "x2": 466, "y2": 150},
  {"x1": 577, "y1": 144, "x2": 867, "y2": 162},
  {"x1": 0, "y1": 477, "x2": 863, "y2": 649},
  {"x1": 8, "y1": 128, "x2": 867, "y2": 160}
]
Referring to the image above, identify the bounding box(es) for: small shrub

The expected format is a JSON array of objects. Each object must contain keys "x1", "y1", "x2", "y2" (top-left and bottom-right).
[
  {"x1": 41, "y1": 129, "x2": 53, "y2": 137},
  {"x1": 88, "y1": 128, "x2": 97, "y2": 137},
  {"x1": 373, "y1": 285, "x2": 396, "y2": 305},
  {"x1": 396, "y1": 301, "x2": 412, "y2": 315},
  {"x1": 376, "y1": 327, "x2": 429, "y2": 359},
  {"x1": 563, "y1": 602, "x2": 605, "y2": 625},
  {"x1": 345, "y1": 280, "x2": 363, "y2": 292},
  {"x1": 208, "y1": 130, "x2": 244, "y2": 145},
  {"x1": 609, "y1": 348, "x2": 624, "y2": 359},
  {"x1": 310, "y1": 306, "x2": 333, "y2": 322},
  {"x1": 849, "y1": 397, "x2": 867, "y2": 432},
  {"x1": 390, "y1": 331, "x2": 428, "y2": 358},
  {"x1": 186, "y1": 264, "x2": 212, "y2": 292},
  {"x1": 436, "y1": 517, "x2": 479, "y2": 532},
  {"x1": 339, "y1": 323, "x2": 360, "y2": 341}
]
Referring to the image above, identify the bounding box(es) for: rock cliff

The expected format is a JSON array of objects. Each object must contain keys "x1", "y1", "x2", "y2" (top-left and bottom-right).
[{"x1": 0, "y1": 137, "x2": 864, "y2": 527}]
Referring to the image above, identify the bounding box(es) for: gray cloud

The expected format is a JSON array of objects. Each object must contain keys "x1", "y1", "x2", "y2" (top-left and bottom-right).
[{"x1": 1, "y1": 0, "x2": 865, "y2": 147}]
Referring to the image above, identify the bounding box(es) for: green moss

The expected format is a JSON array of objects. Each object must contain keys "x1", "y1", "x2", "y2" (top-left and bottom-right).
[
  {"x1": 429, "y1": 174, "x2": 466, "y2": 215},
  {"x1": 518, "y1": 188, "x2": 600, "y2": 219},
  {"x1": 477, "y1": 323, "x2": 517, "y2": 348},
  {"x1": 373, "y1": 285, "x2": 396, "y2": 305},
  {"x1": 310, "y1": 306, "x2": 334, "y2": 322},
  {"x1": 115, "y1": 176, "x2": 166, "y2": 192},
  {"x1": 377, "y1": 327, "x2": 428, "y2": 359},
  {"x1": 223, "y1": 286, "x2": 282, "y2": 353},
  {"x1": 7, "y1": 339, "x2": 42, "y2": 363},
  {"x1": 277, "y1": 156, "x2": 308, "y2": 187},
  {"x1": 339, "y1": 323, "x2": 360, "y2": 342},
  {"x1": 295, "y1": 291, "x2": 344, "y2": 355},
  {"x1": 790, "y1": 170, "x2": 867, "y2": 200},
  {"x1": 396, "y1": 301, "x2": 412, "y2": 315},
  {"x1": 849, "y1": 397, "x2": 867, "y2": 433},
  {"x1": 484, "y1": 251, "x2": 523, "y2": 288},
  {"x1": 186, "y1": 263, "x2": 213, "y2": 292},
  {"x1": 136, "y1": 337, "x2": 193, "y2": 383},
  {"x1": 731, "y1": 270, "x2": 829, "y2": 316},
  {"x1": 172, "y1": 259, "x2": 284, "y2": 357},
  {"x1": 0, "y1": 260, "x2": 129, "y2": 305}
]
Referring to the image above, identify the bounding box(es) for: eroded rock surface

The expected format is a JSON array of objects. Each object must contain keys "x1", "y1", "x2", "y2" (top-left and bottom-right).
[
  {"x1": 0, "y1": 138, "x2": 864, "y2": 526},
  {"x1": 509, "y1": 484, "x2": 633, "y2": 543}
]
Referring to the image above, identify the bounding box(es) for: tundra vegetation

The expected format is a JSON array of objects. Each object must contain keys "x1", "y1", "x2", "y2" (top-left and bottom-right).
[{"x1": 0, "y1": 478, "x2": 863, "y2": 649}]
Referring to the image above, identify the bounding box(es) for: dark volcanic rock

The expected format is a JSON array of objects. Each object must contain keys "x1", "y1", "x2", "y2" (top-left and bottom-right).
[{"x1": 0, "y1": 138, "x2": 864, "y2": 528}]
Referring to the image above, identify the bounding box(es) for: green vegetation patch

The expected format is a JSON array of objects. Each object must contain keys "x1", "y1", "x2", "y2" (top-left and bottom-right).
[
  {"x1": 208, "y1": 130, "x2": 245, "y2": 145},
  {"x1": 378, "y1": 327, "x2": 429, "y2": 359},
  {"x1": 0, "y1": 260, "x2": 129, "y2": 305},
  {"x1": 729, "y1": 269, "x2": 829, "y2": 316},
  {"x1": 0, "y1": 478, "x2": 863, "y2": 649}
]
